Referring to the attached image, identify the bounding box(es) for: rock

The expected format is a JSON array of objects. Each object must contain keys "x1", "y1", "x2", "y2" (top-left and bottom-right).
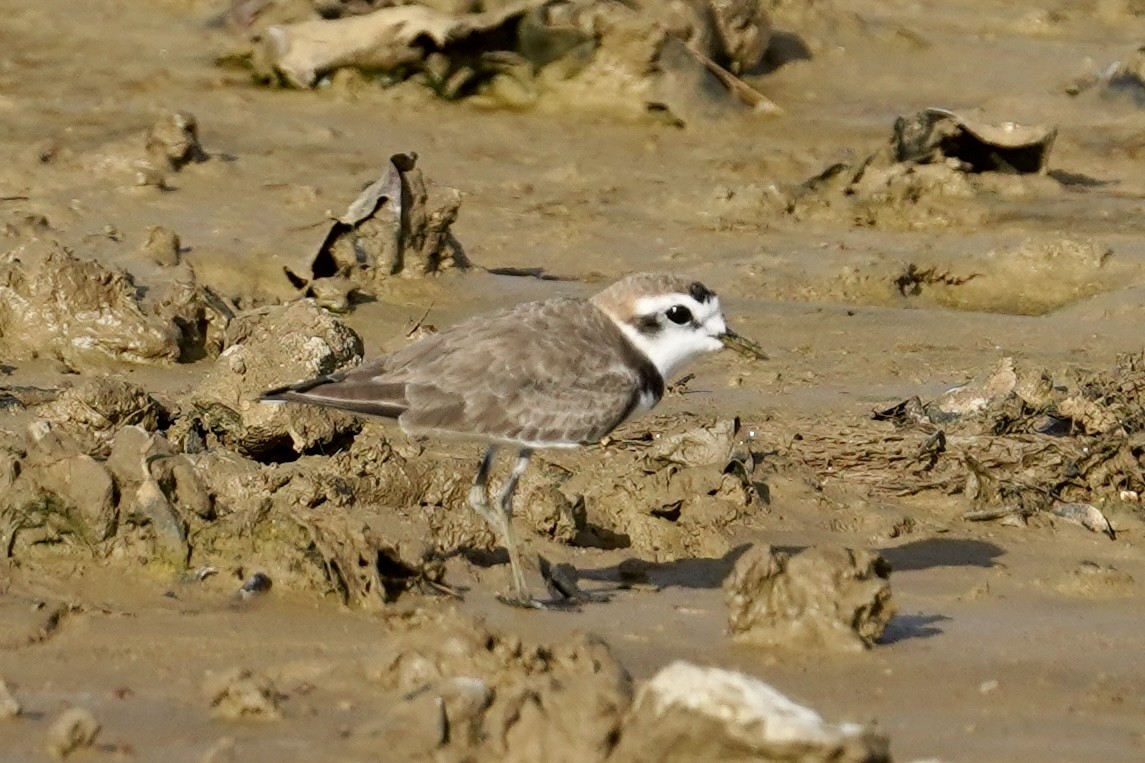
[
  {"x1": 438, "y1": 676, "x2": 493, "y2": 745},
  {"x1": 141, "y1": 225, "x2": 181, "y2": 267},
  {"x1": 238, "y1": 572, "x2": 273, "y2": 598},
  {"x1": 46, "y1": 707, "x2": 101, "y2": 759},
  {"x1": 189, "y1": 299, "x2": 363, "y2": 460},
  {"x1": 1048, "y1": 502, "x2": 1116, "y2": 539},
  {"x1": 203, "y1": 667, "x2": 282, "y2": 720},
  {"x1": 0, "y1": 678, "x2": 21, "y2": 718},
  {"x1": 284, "y1": 154, "x2": 469, "y2": 297},
  {"x1": 125, "y1": 477, "x2": 190, "y2": 565},
  {"x1": 0, "y1": 242, "x2": 181, "y2": 368},
  {"x1": 145, "y1": 110, "x2": 206, "y2": 171},
  {"x1": 2, "y1": 423, "x2": 119, "y2": 549},
  {"x1": 174, "y1": 448, "x2": 270, "y2": 519},
  {"x1": 645, "y1": 418, "x2": 737, "y2": 467},
  {"x1": 142, "y1": 263, "x2": 235, "y2": 362},
  {"x1": 357, "y1": 687, "x2": 447, "y2": 756},
  {"x1": 38, "y1": 376, "x2": 168, "y2": 447},
  {"x1": 492, "y1": 633, "x2": 632, "y2": 763},
  {"x1": 107, "y1": 426, "x2": 214, "y2": 521},
  {"x1": 306, "y1": 275, "x2": 358, "y2": 313},
  {"x1": 612, "y1": 661, "x2": 890, "y2": 762},
  {"x1": 359, "y1": 610, "x2": 631, "y2": 760},
  {"x1": 892, "y1": 108, "x2": 1056, "y2": 174},
  {"x1": 554, "y1": 415, "x2": 762, "y2": 561},
  {"x1": 932, "y1": 357, "x2": 1021, "y2": 419},
  {"x1": 1, "y1": 421, "x2": 207, "y2": 564},
  {"x1": 1050, "y1": 561, "x2": 1135, "y2": 598},
  {"x1": 724, "y1": 544, "x2": 896, "y2": 652},
  {"x1": 199, "y1": 736, "x2": 238, "y2": 763}
]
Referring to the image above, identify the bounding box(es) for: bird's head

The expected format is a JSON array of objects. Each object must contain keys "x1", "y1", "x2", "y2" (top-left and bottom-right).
[{"x1": 592, "y1": 273, "x2": 766, "y2": 380}]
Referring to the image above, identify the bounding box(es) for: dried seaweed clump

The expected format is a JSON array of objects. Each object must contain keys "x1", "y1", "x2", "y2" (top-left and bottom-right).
[{"x1": 787, "y1": 355, "x2": 1145, "y2": 528}]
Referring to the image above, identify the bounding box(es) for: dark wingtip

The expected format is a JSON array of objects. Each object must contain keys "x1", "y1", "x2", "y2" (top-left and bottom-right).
[
  {"x1": 259, "y1": 375, "x2": 333, "y2": 401},
  {"x1": 259, "y1": 385, "x2": 293, "y2": 402}
]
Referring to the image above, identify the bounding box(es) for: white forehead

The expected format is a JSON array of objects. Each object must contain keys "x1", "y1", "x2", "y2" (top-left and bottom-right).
[{"x1": 633, "y1": 292, "x2": 723, "y2": 322}]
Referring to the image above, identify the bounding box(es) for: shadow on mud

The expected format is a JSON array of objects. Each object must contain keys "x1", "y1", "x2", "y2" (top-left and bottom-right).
[
  {"x1": 879, "y1": 538, "x2": 1004, "y2": 572},
  {"x1": 880, "y1": 613, "x2": 950, "y2": 644},
  {"x1": 581, "y1": 543, "x2": 754, "y2": 589}
]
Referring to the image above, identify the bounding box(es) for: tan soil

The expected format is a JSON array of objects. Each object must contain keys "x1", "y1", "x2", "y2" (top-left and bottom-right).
[{"x1": 3, "y1": 0, "x2": 1145, "y2": 761}]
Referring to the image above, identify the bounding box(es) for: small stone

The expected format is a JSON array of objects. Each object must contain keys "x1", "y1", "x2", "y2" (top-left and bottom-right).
[
  {"x1": 142, "y1": 226, "x2": 181, "y2": 267},
  {"x1": 133, "y1": 166, "x2": 167, "y2": 188},
  {"x1": 146, "y1": 110, "x2": 205, "y2": 171},
  {"x1": 612, "y1": 662, "x2": 888, "y2": 761},
  {"x1": 724, "y1": 544, "x2": 896, "y2": 652},
  {"x1": 239, "y1": 572, "x2": 273, "y2": 599},
  {"x1": 199, "y1": 736, "x2": 237, "y2": 763},
  {"x1": 306, "y1": 276, "x2": 356, "y2": 313},
  {"x1": 46, "y1": 707, "x2": 101, "y2": 759},
  {"x1": 0, "y1": 678, "x2": 22, "y2": 718},
  {"x1": 203, "y1": 667, "x2": 282, "y2": 720}
]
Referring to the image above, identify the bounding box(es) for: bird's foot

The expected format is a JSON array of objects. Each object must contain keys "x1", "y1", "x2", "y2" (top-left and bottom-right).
[
  {"x1": 539, "y1": 555, "x2": 614, "y2": 604},
  {"x1": 495, "y1": 592, "x2": 550, "y2": 610},
  {"x1": 416, "y1": 577, "x2": 466, "y2": 600}
]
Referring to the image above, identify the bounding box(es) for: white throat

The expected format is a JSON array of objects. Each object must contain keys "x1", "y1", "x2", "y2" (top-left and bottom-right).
[{"x1": 609, "y1": 295, "x2": 727, "y2": 380}]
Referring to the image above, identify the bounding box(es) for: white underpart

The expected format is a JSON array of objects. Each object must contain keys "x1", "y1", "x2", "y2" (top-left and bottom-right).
[{"x1": 614, "y1": 293, "x2": 727, "y2": 381}]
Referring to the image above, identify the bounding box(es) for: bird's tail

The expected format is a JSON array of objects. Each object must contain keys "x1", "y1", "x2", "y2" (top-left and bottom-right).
[{"x1": 258, "y1": 375, "x2": 407, "y2": 419}]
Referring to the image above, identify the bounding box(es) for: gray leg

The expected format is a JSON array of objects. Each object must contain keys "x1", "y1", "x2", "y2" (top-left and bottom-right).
[
  {"x1": 467, "y1": 446, "x2": 500, "y2": 527},
  {"x1": 466, "y1": 445, "x2": 531, "y2": 602},
  {"x1": 494, "y1": 449, "x2": 533, "y2": 598}
]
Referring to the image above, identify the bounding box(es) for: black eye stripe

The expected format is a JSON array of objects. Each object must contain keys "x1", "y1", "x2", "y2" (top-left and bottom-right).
[{"x1": 636, "y1": 314, "x2": 660, "y2": 335}]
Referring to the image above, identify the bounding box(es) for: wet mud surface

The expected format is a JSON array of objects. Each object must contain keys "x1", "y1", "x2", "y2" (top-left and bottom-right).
[{"x1": 3, "y1": 0, "x2": 1145, "y2": 760}]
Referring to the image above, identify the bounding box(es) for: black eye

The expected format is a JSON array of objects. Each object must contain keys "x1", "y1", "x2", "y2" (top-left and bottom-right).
[{"x1": 666, "y1": 305, "x2": 693, "y2": 325}]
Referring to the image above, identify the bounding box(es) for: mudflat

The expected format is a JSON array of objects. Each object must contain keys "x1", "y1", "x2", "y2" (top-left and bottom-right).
[{"x1": 2, "y1": 1, "x2": 1144, "y2": 761}]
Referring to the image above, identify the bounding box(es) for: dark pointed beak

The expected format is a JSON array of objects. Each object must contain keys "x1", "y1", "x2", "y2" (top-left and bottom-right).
[{"x1": 720, "y1": 327, "x2": 768, "y2": 361}]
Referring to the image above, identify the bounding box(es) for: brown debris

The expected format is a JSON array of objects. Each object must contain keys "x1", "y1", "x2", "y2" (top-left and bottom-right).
[
  {"x1": 724, "y1": 544, "x2": 895, "y2": 652},
  {"x1": 0, "y1": 419, "x2": 216, "y2": 566},
  {"x1": 141, "y1": 226, "x2": 181, "y2": 267},
  {"x1": 182, "y1": 429, "x2": 462, "y2": 607},
  {"x1": 0, "y1": 678, "x2": 21, "y2": 719},
  {"x1": 240, "y1": 0, "x2": 779, "y2": 122},
  {"x1": 783, "y1": 109, "x2": 1060, "y2": 230},
  {"x1": 111, "y1": 426, "x2": 210, "y2": 550},
  {"x1": 204, "y1": 667, "x2": 283, "y2": 720},
  {"x1": 145, "y1": 111, "x2": 207, "y2": 172},
  {"x1": 145, "y1": 267, "x2": 236, "y2": 362},
  {"x1": 790, "y1": 354, "x2": 1145, "y2": 534},
  {"x1": 0, "y1": 242, "x2": 182, "y2": 368},
  {"x1": 187, "y1": 299, "x2": 364, "y2": 460},
  {"x1": 256, "y1": 3, "x2": 531, "y2": 88},
  {"x1": 2, "y1": 424, "x2": 119, "y2": 554},
  {"x1": 559, "y1": 417, "x2": 764, "y2": 560},
  {"x1": 46, "y1": 707, "x2": 101, "y2": 759},
  {"x1": 358, "y1": 609, "x2": 631, "y2": 761},
  {"x1": 892, "y1": 108, "x2": 1056, "y2": 174},
  {"x1": 285, "y1": 153, "x2": 468, "y2": 298},
  {"x1": 38, "y1": 376, "x2": 169, "y2": 451}
]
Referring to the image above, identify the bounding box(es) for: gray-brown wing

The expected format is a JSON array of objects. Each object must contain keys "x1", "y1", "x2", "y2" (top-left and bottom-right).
[{"x1": 264, "y1": 298, "x2": 662, "y2": 446}]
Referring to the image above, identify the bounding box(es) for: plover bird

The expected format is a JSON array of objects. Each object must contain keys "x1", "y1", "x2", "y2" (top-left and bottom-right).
[{"x1": 261, "y1": 272, "x2": 765, "y2": 606}]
